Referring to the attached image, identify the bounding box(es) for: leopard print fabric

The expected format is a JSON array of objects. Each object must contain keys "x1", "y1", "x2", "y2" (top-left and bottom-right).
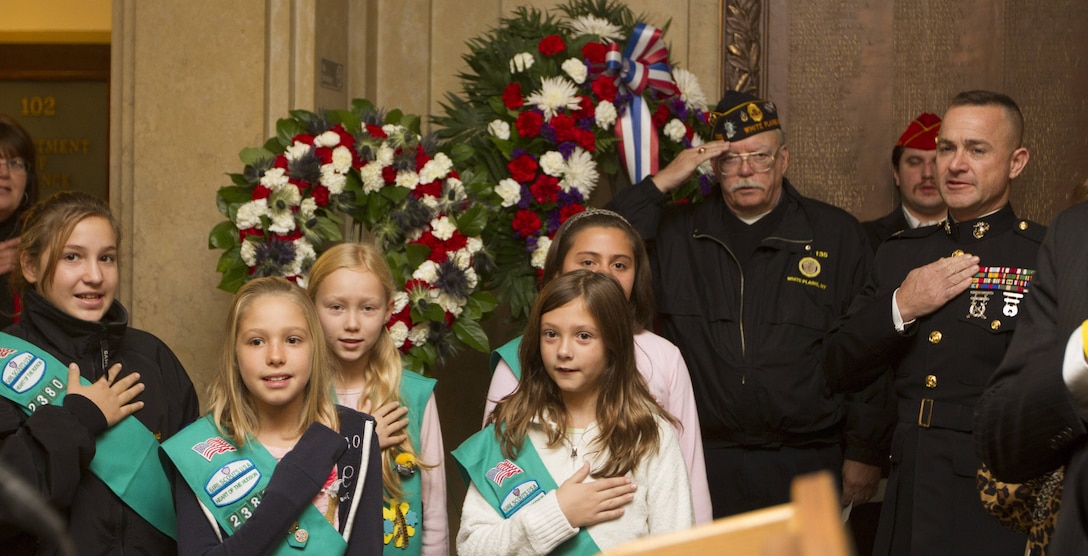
[{"x1": 977, "y1": 462, "x2": 1064, "y2": 556}]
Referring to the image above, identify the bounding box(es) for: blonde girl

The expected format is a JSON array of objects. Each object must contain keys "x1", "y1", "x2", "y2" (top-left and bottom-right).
[
  {"x1": 456, "y1": 270, "x2": 693, "y2": 555},
  {"x1": 164, "y1": 277, "x2": 382, "y2": 555},
  {"x1": 307, "y1": 242, "x2": 448, "y2": 555},
  {"x1": 484, "y1": 208, "x2": 712, "y2": 523}
]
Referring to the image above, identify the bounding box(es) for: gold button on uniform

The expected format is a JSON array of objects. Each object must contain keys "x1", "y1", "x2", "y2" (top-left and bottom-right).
[
  {"x1": 925, "y1": 375, "x2": 937, "y2": 388},
  {"x1": 951, "y1": 249, "x2": 965, "y2": 257},
  {"x1": 1019, "y1": 221, "x2": 1028, "y2": 231},
  {"x1": 929, "y1": 330, "x2": 942, "y2": 344},
  {"x1": 991, "y1": 320, "x2": 1001, "y2": 331}
]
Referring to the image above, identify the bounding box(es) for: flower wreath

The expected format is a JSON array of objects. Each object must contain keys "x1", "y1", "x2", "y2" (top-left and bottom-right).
[
  {"x1": 436, "y1": 0, "x2": 715, "y2": 322},
  {"x1": 209, "y1": 99, "x2": 495, "y2": 373}
]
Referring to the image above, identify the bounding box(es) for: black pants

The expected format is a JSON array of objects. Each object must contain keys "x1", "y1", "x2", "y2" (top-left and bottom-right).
[{"x1": 704, "y1": 444, "x2": 843, "y2": 519}]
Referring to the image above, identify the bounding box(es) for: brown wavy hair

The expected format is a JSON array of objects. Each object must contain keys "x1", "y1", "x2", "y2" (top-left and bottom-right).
[{"x1": 491, "y1": 270, "x2": 674, "y2": 477}]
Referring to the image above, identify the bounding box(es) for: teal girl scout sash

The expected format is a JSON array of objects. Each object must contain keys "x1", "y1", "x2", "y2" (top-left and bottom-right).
[
  {"x1": 163, "y1": 415, "x2": 346, "y2": 554},
  {"x1": 0, "y1": 332, "x2": 177, "y2": 538},
  {"x1": 452, "y1": 425, "x2": 600, "y2": 555},
  {"x1": 491, "y1": 337, "x2": 523, "y2": 379}
]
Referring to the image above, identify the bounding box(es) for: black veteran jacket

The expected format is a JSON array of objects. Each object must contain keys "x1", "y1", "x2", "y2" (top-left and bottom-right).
[{"x1": 608, "y1": 178, "x2": 891, "y2": 465}]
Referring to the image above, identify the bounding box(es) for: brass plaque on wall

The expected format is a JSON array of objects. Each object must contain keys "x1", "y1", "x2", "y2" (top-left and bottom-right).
[{"x1": 0, "y1": 81, "x2": 109, "y2": 201}]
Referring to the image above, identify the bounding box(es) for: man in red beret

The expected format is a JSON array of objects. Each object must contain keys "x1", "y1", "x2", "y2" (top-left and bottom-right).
[{"x1": 863, "y1": 113, "x2": 946, "y2": 253}]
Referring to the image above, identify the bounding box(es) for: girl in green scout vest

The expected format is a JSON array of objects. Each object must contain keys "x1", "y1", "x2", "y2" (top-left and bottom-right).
[
  {"x1": 307, "y1": 242, "x2": 448, "y2": 555},
  {"x1": 164, "y1": 277, "x2": 383, "y2": 555},
  {"x1": 484, "y1": 208, "x2": 713, "y2": 524},
  {"x1": 0, "y1": 191, "x2": 199, "y2": 554},
  {"x1": 455, "y1": 270, "x2": 694, "y2": 555}
]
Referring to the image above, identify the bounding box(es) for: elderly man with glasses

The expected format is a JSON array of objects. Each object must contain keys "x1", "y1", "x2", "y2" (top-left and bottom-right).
[{"x1": 607, "y1": 91, "x2": 891, "y2": 519}]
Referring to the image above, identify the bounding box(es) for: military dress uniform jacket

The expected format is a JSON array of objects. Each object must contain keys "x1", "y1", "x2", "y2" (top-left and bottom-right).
[
  {"x1": 824, "y1": 204, "x2": 1042, "y2": 555},
  {"x1": 863, "y1": 207, "x2": 910, "y2": 255},
  {"x1": 607, "y1": 178, "x2": 890, "y2": 466}
]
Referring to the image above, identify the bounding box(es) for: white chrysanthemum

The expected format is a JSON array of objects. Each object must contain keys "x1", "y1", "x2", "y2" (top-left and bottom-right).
[
  {"x1": 408, "y1": 324, "x2": 430, "y2": 346},
  {"x1": 396, "y1": 170, "x2": 419, "y2": 190},
  {"x1": 495, "y1": 178, "x2": 521, "y2": 208},
  {"x1": 413, "y1": 260, "x2": 440, "y2": 283},
  {"x1": 299, "y1": 197, "x2": 318, "y2": 220},
  {"x1": 268, "y1": 210, "x2": 297, "y2": 235},
  {"x1": 595, "y1": 100, "x2": 617, "y2": 129},
  {"x1": 559, "y1": 147, "x2": 599, "y2": 198},
  {"x1": 531, "y1": 237, "x2": 552, "y2": 269},
  {"x1": 664, "y1": 118, "x2": 687, "y2": 142},
  {"x1": 314, "y1": 130, "x2": 341, "y2": 148},
  {"x1": 235, "y1": 200, "x2": 269, "y2": 230},
  {"x1": 388, "y1": 321, "x2": 409, "y2": 348},
  {"x1": 526, "y1": 76, "x2": 581, "y2": 121},
  {"x1": 376, "y1": 145, "x2": 395, "y2": 167},
  {"x1": 671, "y1": 68, "x2": 709, "y2": 112},
  {"x1": 320, "y1": 166, "x2": 347, "y2": 194},
  {"x1": 284, "y1": 141, "x2": 311, "y2": 162},
  {"x1": 488, "y1": 119, "x2": 511, "y2": 140},
  {"x1": 331, "y1": 145, "x2": 353, "y2": 173},
  {"x1": 239, "y1": 239, "x2": 258, "y2": 266},
  {"x1": 392, "y1": 292, "x2": 409, "y2": 314},
  {"x1": 539, "y1": 151, "x2": 566, "y2": 177},
  {"x1": 509, "y1": 52, "x2": 535, "y2": 73},
  {"x1": 569, "y1": 15, "x2": 623, "y2": 41},
  {"x1": 260, "y1": 167, "x2": 289, "y2": 189},
  {"x1": 561, "y1": 58, "x2": 588, "y2": 84},
  {"x1": 360, "y1": 163, "x2": 384, "y2": 193},
  {"x1": 430, "y1": 215, "x2": 456, "y2": 241},
  {"x1": 419, "y1": 152, "x2": 453, "y2": 184}
]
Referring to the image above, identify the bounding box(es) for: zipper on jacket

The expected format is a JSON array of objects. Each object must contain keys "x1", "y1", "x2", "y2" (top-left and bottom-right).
[{"x1": 692, "y1": 232, "x2": 747, "y2": 383}]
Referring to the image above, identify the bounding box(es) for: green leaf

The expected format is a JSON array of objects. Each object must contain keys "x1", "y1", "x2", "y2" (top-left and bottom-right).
[
  {"x1": 276, "y1": 118, "x2": 305, "y2": 147},
  {"x1": 239, "y1": 146, "x2": 273, "y2": 167},
  {"x1": 405, "y1": 243, "x2": 431, "y2": 270},
  {"x1": 453, "y1": 318, "x2": 490, "y2": 352},
  {"x1": 454, "y1": 204, "x2": 489, "y2": 237},
  {"x1": 208, "y1": 221, "x2": 239, "y2": 249},
  {"x1": 421, "y1": 302, "x2": 446, "y2": 322}
]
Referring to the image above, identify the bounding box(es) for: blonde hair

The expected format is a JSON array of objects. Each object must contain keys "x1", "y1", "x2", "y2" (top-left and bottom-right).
[
  {"x1": 492, "y1": 270, "x2": 675, "y2": 477},
  {"x1": 209, "y1": 277, "x2": 339, "y2": 446},
  {"x1": 306, "y1": 242, "x2": 421, "y2": 498}
]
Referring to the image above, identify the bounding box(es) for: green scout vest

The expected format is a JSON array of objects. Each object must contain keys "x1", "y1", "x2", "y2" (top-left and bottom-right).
[
  {"x1": 452, "y1": 425, "x2": 601, "y2": 555},
  {"x1": 162, "y1": 416, "x2": 346, "y2": 555},
  {"x1": 491, "y1": 336, "x2": 523, "y2": 379},
  {"x1": 339, "y1": 370, "x2": 434, "y2": 556},
  {"x1": 0, "y1": 332, "x2": 177, "y2": 538}
]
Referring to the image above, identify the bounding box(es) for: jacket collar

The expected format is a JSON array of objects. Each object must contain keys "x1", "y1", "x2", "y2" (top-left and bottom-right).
[
  {"x1": 693, "y1": 178, "x2": 813, "y2": 250},
  {"x1": 942, "y1": 204, "x2": 1017, "y2": 244},
  {"x1": 19, "y1": 288, "x2": 129, "y2": 365}
]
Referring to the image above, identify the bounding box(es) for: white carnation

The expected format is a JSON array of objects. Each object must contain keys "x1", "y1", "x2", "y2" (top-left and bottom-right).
[
  {"x1": 664, "y1": 118, "x2": 687, "y2": 142},
  {"x1": 382, "y1": 124, "x2": 405, "y2": 137},
  {"x1": 291, "y1": 239, "x2": 316, "y2": 277},
  {"x1": 360, "y1": 163, "x2": 384, "y2": 193},
  {"x1": 259, "y1": 167, "x2": 289, "y2": 189},
  {"x1": 388, "y1": 321, "x2": 409, "y2": 348},
  {"x1": 464, "y1": 267, "x2": 478, "y2": 289},
  {"x1": 331, "y1": 145, "x2": 353, "y2": 173},
  {"x1": 268, "y1": 210, "x2": 296, "y2": 235},
  {"x1": 320, "y1": 165, "x2": 347, "y2": 194},
  {"x1": 495, "y1": 179, "x2": 522, "y2": 208},
  {"x1": 561, "y1": 58, "x2": 588, "y2": 84},
  {"x1": 420, "y1": 152, "x2": 453, "y2": 184},
  {"x1": 235, "y1": 200, "x2": 269, "y2": 230},
  {"x1": 412, "y1": 260, "x2": 440, "y2": 284},
  {"x1": 376, "y1": 145, "x2": 395, "y2": 167},
  {"x1": 509, "y1": 52, "x2": 535, "y2": 73},
  {"x1": 395, "y1": 170, "x2": 419, "y2": 190},
  {"x1": 392, "y1": 292, "x2": 409, "y2": 314},
  {"x1": 239, "y1": 239, "x2": 257, "y2": 266},
  {"x1": 531, "y1": 237, "x2": 551, "y2": 269},
  {"x1": 314, "y1": 130, "x2": 341, "y2": 148},
  {"x1": 488, "y1": 119, "x2": 511, "y2": 140},
  {"x1": 539, "y1": 151, "x2": 566, "y2": 177},
  {"x1": 430, "y1": 216, "x2": 457, "y2": 241},
  {"x1": 595, "y1": 100, "x2": 617, "y2": 129},
  {"x1": 451, "y1": 248, "x2": 472, "y2": 270},
  {"x1": 437, "y1": 293, "x2": 465, "y2": 317},
  {"x1": 420, "y1": 195, "x2": 440, "y2": 209},
  {"x1": 408, "y1": 324, "x2": 430, "y2": 346},
  {"x1": 284, "y1": 140, "x2": 311, "y2": 161},
  {"x1": 465, "y1": 236, "x2": 483, "y2": 254}
]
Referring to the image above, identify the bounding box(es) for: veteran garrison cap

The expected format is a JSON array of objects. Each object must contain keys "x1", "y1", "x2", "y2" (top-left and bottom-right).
[
  {"x1": 707, "y1": 91, "x2": 781, "y2": 141},
  {"x1": 897, "y1": 112, "x2": 941, "y2": 149}
]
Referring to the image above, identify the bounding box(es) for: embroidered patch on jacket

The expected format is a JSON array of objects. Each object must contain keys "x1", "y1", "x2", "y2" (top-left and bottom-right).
[{"x1": 485, "y1": 459, "x2": 524, "y2": 486}]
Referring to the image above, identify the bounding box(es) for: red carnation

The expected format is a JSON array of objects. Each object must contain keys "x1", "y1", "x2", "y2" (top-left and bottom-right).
[
  {"x1": 530, "y1": 174, "x2": 560, "y2": 204},
  {"x1": 559, "y1": 203, "x2": 586, "y2": 224},
  {"x1": 515, "y1": 111, "x2": 543, "y2": 138},
  {"x1": 502, "y1": 83, "x2": 524, "y2": 110},
  {"x1": 415, "y1": 145, "x2": 430, "y2": 171},
  {"x1": 415, "y1": 181, "x2": 443, "y2": 199},
  {"x1": 292, "y1": 133, "x2": 315, "y2": 146},
  {"x1": 652, "y1": 104, "x2": 672, "y2": 129},
  {"x1": 550, "y1": 114, "x2": 576, "y2": 143},
  {"x1": 592, "y1": 75, "x2": 618, "y2": 102},
  {"x1": 512, "y1": 209, "x2": 542, "y2": 238},
  {"x1": 582, "y1": 42, "x2": 606, "y2": 65},
  {"x1": 507, "y1": 154, "x2": 539, "y2": 183},
  {"x1": 445, "y1": 230, "x2": 469, "y2": 253},
  {"x1": 311, "y1": 185, "x2": 330, "y2": 206},
  {"x1": 538, "y1": 35, "x2": 565, "y2": 56},
  {"x1": 414, "y1": 231, "x2": 448, "y2": 262},
  {"x1": 333, "y1": 125, "x2": 355, "y2": 149},
  {"x1": 238, "y1": 227, "x2": 263, "y2": 242},
  {"x1": 364, "y1": 124, "x2": 387, "y2": 139},
  {"x1": 572, "y1": 96, "x2": 595, "y2": 120},
  {"x1": 575, "y1": 129, "x2": 596, "y2": 151},
  {"x1": 273, "y1": 155, "x2": 288, "y2": 170},
  {"x1": 382, "y1": 166, "x2": 397, "y2": 184},
  {"x1": 315, "y1": 146, "x2": 333, "y2": 165},
  {"x1": 252, "y1": 184, "x2": 272, "y2": 200}
]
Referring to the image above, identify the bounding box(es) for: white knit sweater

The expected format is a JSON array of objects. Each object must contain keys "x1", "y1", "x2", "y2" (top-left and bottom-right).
[{"x1": 457, "y1": 416, "x2": 694, "y2": 555}]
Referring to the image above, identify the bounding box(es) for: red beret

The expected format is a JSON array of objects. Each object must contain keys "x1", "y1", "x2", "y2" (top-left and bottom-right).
[{"x1": 896, "y1": 113, "x2": 941, "y2": 150}]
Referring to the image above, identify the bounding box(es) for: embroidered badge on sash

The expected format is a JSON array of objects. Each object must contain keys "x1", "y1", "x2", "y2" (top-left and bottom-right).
[
  {"x1": 2, "y1": 352, "x2": 47, "y2": 394},
  {"x1": 205, "y1": 459, "x2": 261, "y2": 507},
  {"x1": 0, "y1": 347, "x2": 17, "y2": 358},
  {"x1": 192, "y1": 437, "x2": 236, "y2": 461},
  {"x1": 485, "y1": 460, "x2": 524, "y2": 487},
  {"x1": 968, "y1": 267, "x2": 1035, "y2": 319},
  {"x1": 383, "y1": 500, "x2": 418, "y2": 548},
  {"x1": 500, "y1": 480, "x2": 544, "y2": 518}
]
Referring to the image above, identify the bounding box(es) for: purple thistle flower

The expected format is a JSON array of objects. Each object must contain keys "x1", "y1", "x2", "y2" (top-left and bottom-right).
[{"x1": 434, "y1": 260, "x2": 473, "y2": 299}]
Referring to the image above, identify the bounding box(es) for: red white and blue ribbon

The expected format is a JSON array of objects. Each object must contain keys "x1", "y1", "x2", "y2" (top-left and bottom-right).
[{"x1": 605, "y1": 23, "x2": 680, "y2": 183}]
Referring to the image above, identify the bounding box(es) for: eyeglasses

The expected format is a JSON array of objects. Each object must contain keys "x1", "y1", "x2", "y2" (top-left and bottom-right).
[
  {"x1": 714, "y1": 146, "x2": 781, "y2": 176},
  {"x1": 0, "y1": 158, "x2": 28, "y2": 174}
]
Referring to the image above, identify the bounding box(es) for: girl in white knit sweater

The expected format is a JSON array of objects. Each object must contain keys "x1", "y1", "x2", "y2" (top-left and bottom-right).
[{"x1": 454, "y1": 270, "x2": 694, "y2": 555}]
